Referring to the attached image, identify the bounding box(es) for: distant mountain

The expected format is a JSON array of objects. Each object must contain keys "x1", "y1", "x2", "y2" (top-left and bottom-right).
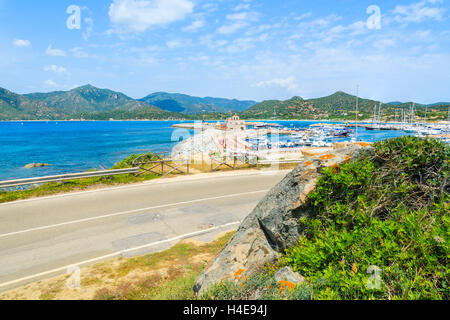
[
  {"x1": 1, "y1": 86, "x2": 448, "y2": 121},
  {"x1": 25, "y1": 85, "x2": 153, "y2": 114},
  {"x1": 387, "y1": 101, "x2": 450, "y2": 107},
  {"x1": 425, "y1": 102, "x2": 450, "y2": 107},
  {"x1": 240, "y1": 91, "x2": 450, "y2": 121},
  {"x1": 0, "y1": 87, "x2": 60, "y2": 120},
  {"x1": 139, "y1": 92, "x2": 257, "y2": 114},
  {"x1": 0, "y1": 85, "x2": 188, "y2": 120}
]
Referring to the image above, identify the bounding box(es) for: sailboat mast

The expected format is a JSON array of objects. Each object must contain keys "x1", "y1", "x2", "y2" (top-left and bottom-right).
[
  {"x1": 355, "y1": 85, "x2": 359, "y2": 141},
  {"x1": 378, "y1": 102, "x2": 382, "y2": 124},
  {"x1": 373, "y1": 105, "x2": 376, "y2": 126}
]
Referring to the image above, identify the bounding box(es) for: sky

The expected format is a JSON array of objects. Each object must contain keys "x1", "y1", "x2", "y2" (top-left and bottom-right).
[{"x1": 0, "y1": 0, "x2": 449, "y2": 103}]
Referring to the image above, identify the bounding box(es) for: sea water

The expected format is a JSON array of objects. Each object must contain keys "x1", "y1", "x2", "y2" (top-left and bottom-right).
[{"x1": 0, "y1": 120, "x2": 410, "y2": 181}]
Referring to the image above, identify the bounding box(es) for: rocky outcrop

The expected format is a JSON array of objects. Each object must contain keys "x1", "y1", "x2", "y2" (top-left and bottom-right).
[
  {"x1": 193, "y1": 143, "x2": 373, "y2": 295},
  {"x1": 274, "y1": 267, "x2": 306, "y2": 285}
]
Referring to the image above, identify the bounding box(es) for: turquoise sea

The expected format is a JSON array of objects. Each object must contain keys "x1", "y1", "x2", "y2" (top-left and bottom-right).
[{"x1": 0, "y1": 120, "x2": 411, "y2": 181}]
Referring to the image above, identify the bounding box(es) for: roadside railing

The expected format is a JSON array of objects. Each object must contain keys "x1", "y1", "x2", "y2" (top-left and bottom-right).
[
  {"x1": 132, "y1": 153, "x2": 190, "y2": 176},
  {"x1": 0, "y1": 153, "x2": 303, "y2": 189},
  {"x1": 210, "y1": 154, "x2": 303, "y2": 171},
  {"x1": 0, "y1": 168, "x2": 140, "y2": 189}
]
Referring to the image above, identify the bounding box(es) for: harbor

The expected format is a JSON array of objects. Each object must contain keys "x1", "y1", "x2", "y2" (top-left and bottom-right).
[{"x1": 171, "y1": 113, "x2": 450, "y2": 164}]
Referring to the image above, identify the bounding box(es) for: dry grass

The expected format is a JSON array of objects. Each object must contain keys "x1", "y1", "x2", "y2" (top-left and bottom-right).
[{"x1": 0, "y1": 231, "x2": 235, "y2": 301}]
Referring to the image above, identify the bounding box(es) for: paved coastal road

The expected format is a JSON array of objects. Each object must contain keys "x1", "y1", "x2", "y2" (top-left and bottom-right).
[{"x1": 0, "y1": 169, "x2": 289, "y2": 292}]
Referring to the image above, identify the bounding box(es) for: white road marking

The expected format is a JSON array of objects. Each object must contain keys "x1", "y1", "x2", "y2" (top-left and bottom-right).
[
  {"x1": 0, "y1": 221, "x2": 241, "y2": 289},
  {"x1": 0, "y1": 190, "x2": 269, "y2": 239},
  {"x1": 0, "y1": 170, "x2": 285, "y2": 207}
]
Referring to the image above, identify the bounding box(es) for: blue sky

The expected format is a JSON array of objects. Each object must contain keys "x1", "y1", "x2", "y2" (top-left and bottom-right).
[{"x1": 1, "y1": 0, "x2": 449, "y2": 103}]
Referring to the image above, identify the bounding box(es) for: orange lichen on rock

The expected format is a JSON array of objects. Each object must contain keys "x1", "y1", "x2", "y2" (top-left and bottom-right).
[
  {"x1": 234, "y1": 269, "x2": 245, "y2": 280},
  {"x1": 304, "y1": 161, "x2": 312, "y2": 166},
  {"x1": 278, "y1": 280, "x2": 295, "y2": 291},
  {"x1": 345, "y1": 155, "x2": 351, "y2": 161},
  {"x1": 319, "y1": 154, "x2": 336, "y2": 161},
  {"x1": 356, "y1": 142, "x2": 372, "y2": 147}
]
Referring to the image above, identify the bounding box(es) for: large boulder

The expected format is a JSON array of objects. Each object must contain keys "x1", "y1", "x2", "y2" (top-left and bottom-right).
[
  {"x1": 274, "y1": 266, "x2": 306, "y2": 285},
  {"x1": 193, "y1": 144, "x2": 373, "y2": 295}
]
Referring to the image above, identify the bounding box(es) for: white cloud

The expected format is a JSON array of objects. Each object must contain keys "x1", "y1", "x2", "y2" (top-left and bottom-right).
[
  {"x1": 71, "y1": 47, "x2": 90, "y2": 58},
  {"x1": 182, "y1": 19, "x2": 205, "y2": 32},
  {"x1": 217, "y1": 21, "x2": 248, "y2": 35},
  {"x1": 46, "y1": 45, "x2": 66, "y2": 57},
  {"x1": 44, "y1": 65, "x2": 68, "y2": 75},
  {"x1": 246, "y1": 23, "x2": 281, "y2": 36},
  {"x1": 234, "y1": 3, "x2": 250, "y2": 11},
  {"x1": 109, "y1": 0, "x2": 194, "y2": 33},
  {"x1": 201, "y1": 2, "x2": 218, "y2": 13},
  {"x1": 217, "y1": 10, "x2": 258, "y2": 35},
  {"x1": 415, "y1": 29, "x2": 433, "y2": 41},
  {"x1": 44, "y1": 80, "x2": 58, "y2": 87},
  {"x1": 255, "y1": 76, "x2": 301, "y2": 93},
  {"x1": 394, "y1": 0, "x2": 446, "y2": 23},
  {"x1": 166, "y1": 40, "x2": 182, "y2": 48},
  {"x1": 328, "y1": 21, "x2": 367, "y2": 38},
  {"x1": 226, "y1": 12, "x2": 248, "y2": 20},
  {"x1": 12, "y1": 39, "x2": 30, "y2": 47},
  {"x1": 294, "y1": 12, "x2": 312, "y2": 21},
  {"x1": 373, "y1": 38, "x2": 397, "y2": 50}
]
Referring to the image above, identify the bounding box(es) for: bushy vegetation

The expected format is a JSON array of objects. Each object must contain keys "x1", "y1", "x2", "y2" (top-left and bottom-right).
[
  {"x1": 201, "y1": 272, "x2": 313, "y2": 300},
  {"x1": 70, "y1": 107, "x2": 187, "y2": 121},
  {"x1": 204, "y1": 137, "x2": 449, "y2": 300},
  {"x1": 280, "y1": 137, "x2": 449, "y2": 300},
  {"x1": 240, "y1": 91, "x2": 450, "y2": 121}
]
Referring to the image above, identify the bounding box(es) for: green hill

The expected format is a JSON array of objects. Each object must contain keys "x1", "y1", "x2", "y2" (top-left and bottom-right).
[
  {"x1": 71, "y1": 107, "x2": 189, "y2": 121},
  {"x1": 26, "y1": 85, "x2": 153, "y2": 115},
  {"x1": 140, "y1": 92, "x2": 257, "y2": 114},
  {"x1": 0, "y1": 85, "x2": 187, "y2": 120},
  {"x1": 240, "y1": 91, "x2": 450, "y2": 121},
  {"x1": 0, "y1": 87, "x2": 60, "y2": 120}
]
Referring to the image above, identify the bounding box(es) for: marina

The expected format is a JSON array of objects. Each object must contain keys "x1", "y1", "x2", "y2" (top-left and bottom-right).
[{"x1": 171, "y1": 114, "x2": 450, "y2": 164}]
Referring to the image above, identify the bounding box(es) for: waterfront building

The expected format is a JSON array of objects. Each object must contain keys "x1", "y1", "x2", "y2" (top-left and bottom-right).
[{"x1": 226, "y1": 114, "x2": 247, "y2": 131}]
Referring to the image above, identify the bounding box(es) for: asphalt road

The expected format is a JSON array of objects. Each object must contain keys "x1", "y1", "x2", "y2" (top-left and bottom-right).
[{"x1": 0, "y1": 169, "x2": 289, "y2": 292}]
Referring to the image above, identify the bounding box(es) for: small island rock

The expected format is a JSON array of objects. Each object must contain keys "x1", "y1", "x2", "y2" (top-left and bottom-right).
[{"x1": 24, "y1": 163, "x2": 50, "y2": 169}]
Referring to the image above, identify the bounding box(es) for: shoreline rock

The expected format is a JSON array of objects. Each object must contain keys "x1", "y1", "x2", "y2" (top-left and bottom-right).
[{"x1": 23, "y1": 163, "x2": 50, "y2": 169}]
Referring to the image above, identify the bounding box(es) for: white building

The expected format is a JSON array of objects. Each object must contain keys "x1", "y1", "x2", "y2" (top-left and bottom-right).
[{"x1": 226, "y1": 114, "x2": 246, "y2": 131}]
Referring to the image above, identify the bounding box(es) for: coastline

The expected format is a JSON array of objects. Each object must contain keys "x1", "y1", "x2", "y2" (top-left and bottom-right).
[{"x1": 2, "y1": 118, "x2": 447, "y2": 124}]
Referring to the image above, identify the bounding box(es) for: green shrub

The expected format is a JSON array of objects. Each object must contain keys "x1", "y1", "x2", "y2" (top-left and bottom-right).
[{"x1": 280, "y1": 137, "x2": 449, "y2": 300}]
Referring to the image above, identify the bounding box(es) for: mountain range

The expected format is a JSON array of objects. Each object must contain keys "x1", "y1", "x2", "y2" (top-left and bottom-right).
[
  {"x1": 139, "y1": 92, "x2": 256, "y2": 114},
  {"x1": 240, "y1": 91, "x2": 450, "y2": 121},
  {"x1": 0, "y1": 85, "x2": 256, "y2": 120},
  {"x1": 0, "y1": 85, "x2": 448, "y2": 121}
]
